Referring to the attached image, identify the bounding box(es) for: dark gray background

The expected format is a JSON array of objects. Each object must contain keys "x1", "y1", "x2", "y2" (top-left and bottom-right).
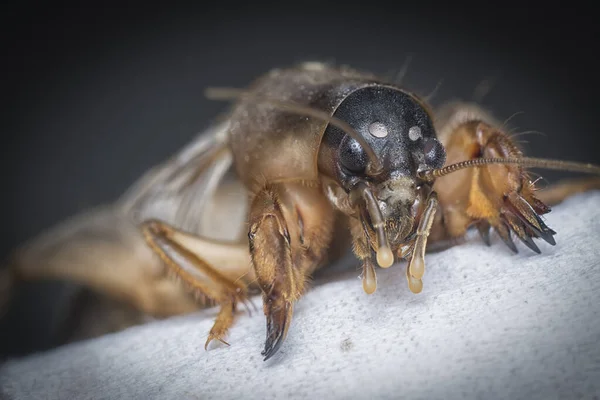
[{"x1": 1, "y1": 2, "x2": 599, "y2": 357}]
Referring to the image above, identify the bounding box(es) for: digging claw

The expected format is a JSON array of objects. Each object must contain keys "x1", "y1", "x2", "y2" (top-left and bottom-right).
[
  {"x1": 530, "y1": 214, "x2": 556, "y2": 246},
  {"x1": 476, "y1": 221, "x2": 492, "y2": 246},
  {"x1": 495, "y1": 222, "x2": 518, "y2": 253},
  {"x1": 538, "y1": 228, "x2": 556, "y2": 246},
  {"x1": 497, "y1": 192, "x2": 556, "y2": 254},
  {"x1": 516, "y1": 230, "x2": 541, "y2": 254},
  {"x1": 261, "y1": 300, "x2": 293, "y2": 361}
]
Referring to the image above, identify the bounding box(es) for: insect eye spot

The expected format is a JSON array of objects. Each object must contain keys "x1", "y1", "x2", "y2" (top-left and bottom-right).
[
  {"x1": 408, "y1": 126, "x2": 422, "y2": 141},
  {"x1": 368, "y1": 122, "x2": 388, "y2": 138}
]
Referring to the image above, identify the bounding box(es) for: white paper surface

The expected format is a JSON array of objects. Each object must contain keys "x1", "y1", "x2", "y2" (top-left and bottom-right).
[{"x1": 1, "y1": 191, "x2": 600, "y2": 400}]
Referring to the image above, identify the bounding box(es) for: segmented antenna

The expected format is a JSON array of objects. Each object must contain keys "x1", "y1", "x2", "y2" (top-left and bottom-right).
[
  {"x1": 419, "y1": 157, "x2": 600, "y2": 182},
  {"x1": 205, "y1": 87, "x2": 383, "y2": 173}
]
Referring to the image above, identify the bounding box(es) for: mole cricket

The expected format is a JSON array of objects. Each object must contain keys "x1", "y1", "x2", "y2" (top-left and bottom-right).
[{"x1": 2, "y1": 61, "x2": 599, "y2": 361}]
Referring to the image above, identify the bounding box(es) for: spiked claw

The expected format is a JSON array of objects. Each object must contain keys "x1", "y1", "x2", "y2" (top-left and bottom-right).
[
  {"x1": 204, "y1": 336, "x2": 231, "y2": 350},
  {"x1": 504, "y1": 193, "x2": 556, "y2": 247},
  {"x1": 202, "y1": 300, "x2": 237, "y2": 351},
  {"x1": 503, "y1": 212, "x2": 542, "y2": 254},
  {"x1": 261, "y1": 301, "x2": 293, "y2": 361},
  {"x1": 476, "y1": 221, "x2": 492, "y2": 246},
  {"x1": 537, "y1": 225, "x2": 556, "y2": 246},
  {"x1": 498, "y1": 191, "x2": 558, "y2": 253},
  {"x1": 519, "y1": 236, "x2": 542, "y2": 254},
  {"x1": 495, "y1": 222, "x2": 518, "y2": 253},
  {"x1": 530, "y1": 197, "x2": 551, "y2": 215},
  {"x1": 533, "y1": 214, "x2": 556, "y2": 245},
  {"x1": 505, "y1": 193, "x2": 543, "y2": 231},
  {"x1": 515, "y1": 229, "x2": 541, "y2": 254},
  {"x1": 519, "y1": 214, "x2": 556, "y2": 245}
]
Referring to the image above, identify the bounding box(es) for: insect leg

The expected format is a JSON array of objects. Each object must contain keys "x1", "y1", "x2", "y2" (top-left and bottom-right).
[
  {"x1": 1, "y1": 207, "x2": 201, "y2": 319},
  {"x1": 430, "y1": 103, "x2": 581, "y2": 252},
  {"x1": 248, "y1": 182, "x2": 335, "y2": 360},
  {"x1": 140, "y1": 219, "x2": 252, "y2": 349}
]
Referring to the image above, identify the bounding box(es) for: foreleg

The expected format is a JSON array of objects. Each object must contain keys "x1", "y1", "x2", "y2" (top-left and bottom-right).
[
  {"x1": 429, "y1": 102, "x2": 597, "y2": 252},
  {"x1": 247, "y1": 182, "x2": 335, "y2": 360}
]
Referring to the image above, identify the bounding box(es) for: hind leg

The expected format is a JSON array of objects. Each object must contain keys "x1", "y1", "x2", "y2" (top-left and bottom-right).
[
  {"x1": 1, "y1": 208, "x2": 204, "y2": 319},
  {"x1": 1, "y1": 206, "x2": 253, "y2": 348},
  {"x1": 140, "y1": 219, "x2": 252, "y2": 348}
]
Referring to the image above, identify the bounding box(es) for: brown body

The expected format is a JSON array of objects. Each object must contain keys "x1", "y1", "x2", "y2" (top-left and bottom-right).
[{"x1": 2, "y1": 62, "x2": 599, "y2": 359}]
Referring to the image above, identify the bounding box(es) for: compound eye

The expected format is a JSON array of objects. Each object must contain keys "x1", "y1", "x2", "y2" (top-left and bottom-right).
[
  {"x1": 423, "y1": 137, "x2": 446, "y2": 169},
  {"x1": 339, "y1": 135, "x2": 369, "y2": 174}
]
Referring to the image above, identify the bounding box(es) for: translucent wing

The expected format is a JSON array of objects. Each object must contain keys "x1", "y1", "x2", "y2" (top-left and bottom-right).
[
  {"x1": 117, "y1": 120, "x2": 247, "y2": 242},
  {"x1": 2, "y1": 120, "x2": 247, "y2": 327}
]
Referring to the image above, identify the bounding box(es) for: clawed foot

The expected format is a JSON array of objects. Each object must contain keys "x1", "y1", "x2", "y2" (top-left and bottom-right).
[
  {"x1": 480, "y1": 191, "x2": 555, "y2": 253},
  {"x1": 261, "y1": 299, "x2": 293, "y2": 361},
  {"x1": 202, "y1": 295, "x2": 260, "y2": 350},
  {"x1": 204, "y1": 332, "x2": 231, "y2": 350}
]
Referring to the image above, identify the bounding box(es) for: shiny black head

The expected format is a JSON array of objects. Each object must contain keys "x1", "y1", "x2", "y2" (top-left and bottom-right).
[
  {"x1": 320, "y1": 85, "x2": 446, "y2": 189},
  {"x1": 318, "y1": 84, "x2": 446, "y2": 248}
]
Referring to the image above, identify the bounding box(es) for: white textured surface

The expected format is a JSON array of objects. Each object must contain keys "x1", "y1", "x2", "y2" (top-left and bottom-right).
[{"x1": 1, "y1": 192, "x2": 600, "y2": 400}]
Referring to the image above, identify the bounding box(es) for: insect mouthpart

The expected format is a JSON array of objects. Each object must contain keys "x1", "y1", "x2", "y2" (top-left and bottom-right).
[
  {"x1": 375, "y1": 176, "x2": 418, "y2": 249},
  {"x1": 349, "y1": 182, "x2": 394, "y2": 268}
]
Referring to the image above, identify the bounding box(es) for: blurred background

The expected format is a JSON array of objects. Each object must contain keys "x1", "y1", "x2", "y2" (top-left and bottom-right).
[{"x1": 1, "y1": 1, "x2": 599, "y2": 357}]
